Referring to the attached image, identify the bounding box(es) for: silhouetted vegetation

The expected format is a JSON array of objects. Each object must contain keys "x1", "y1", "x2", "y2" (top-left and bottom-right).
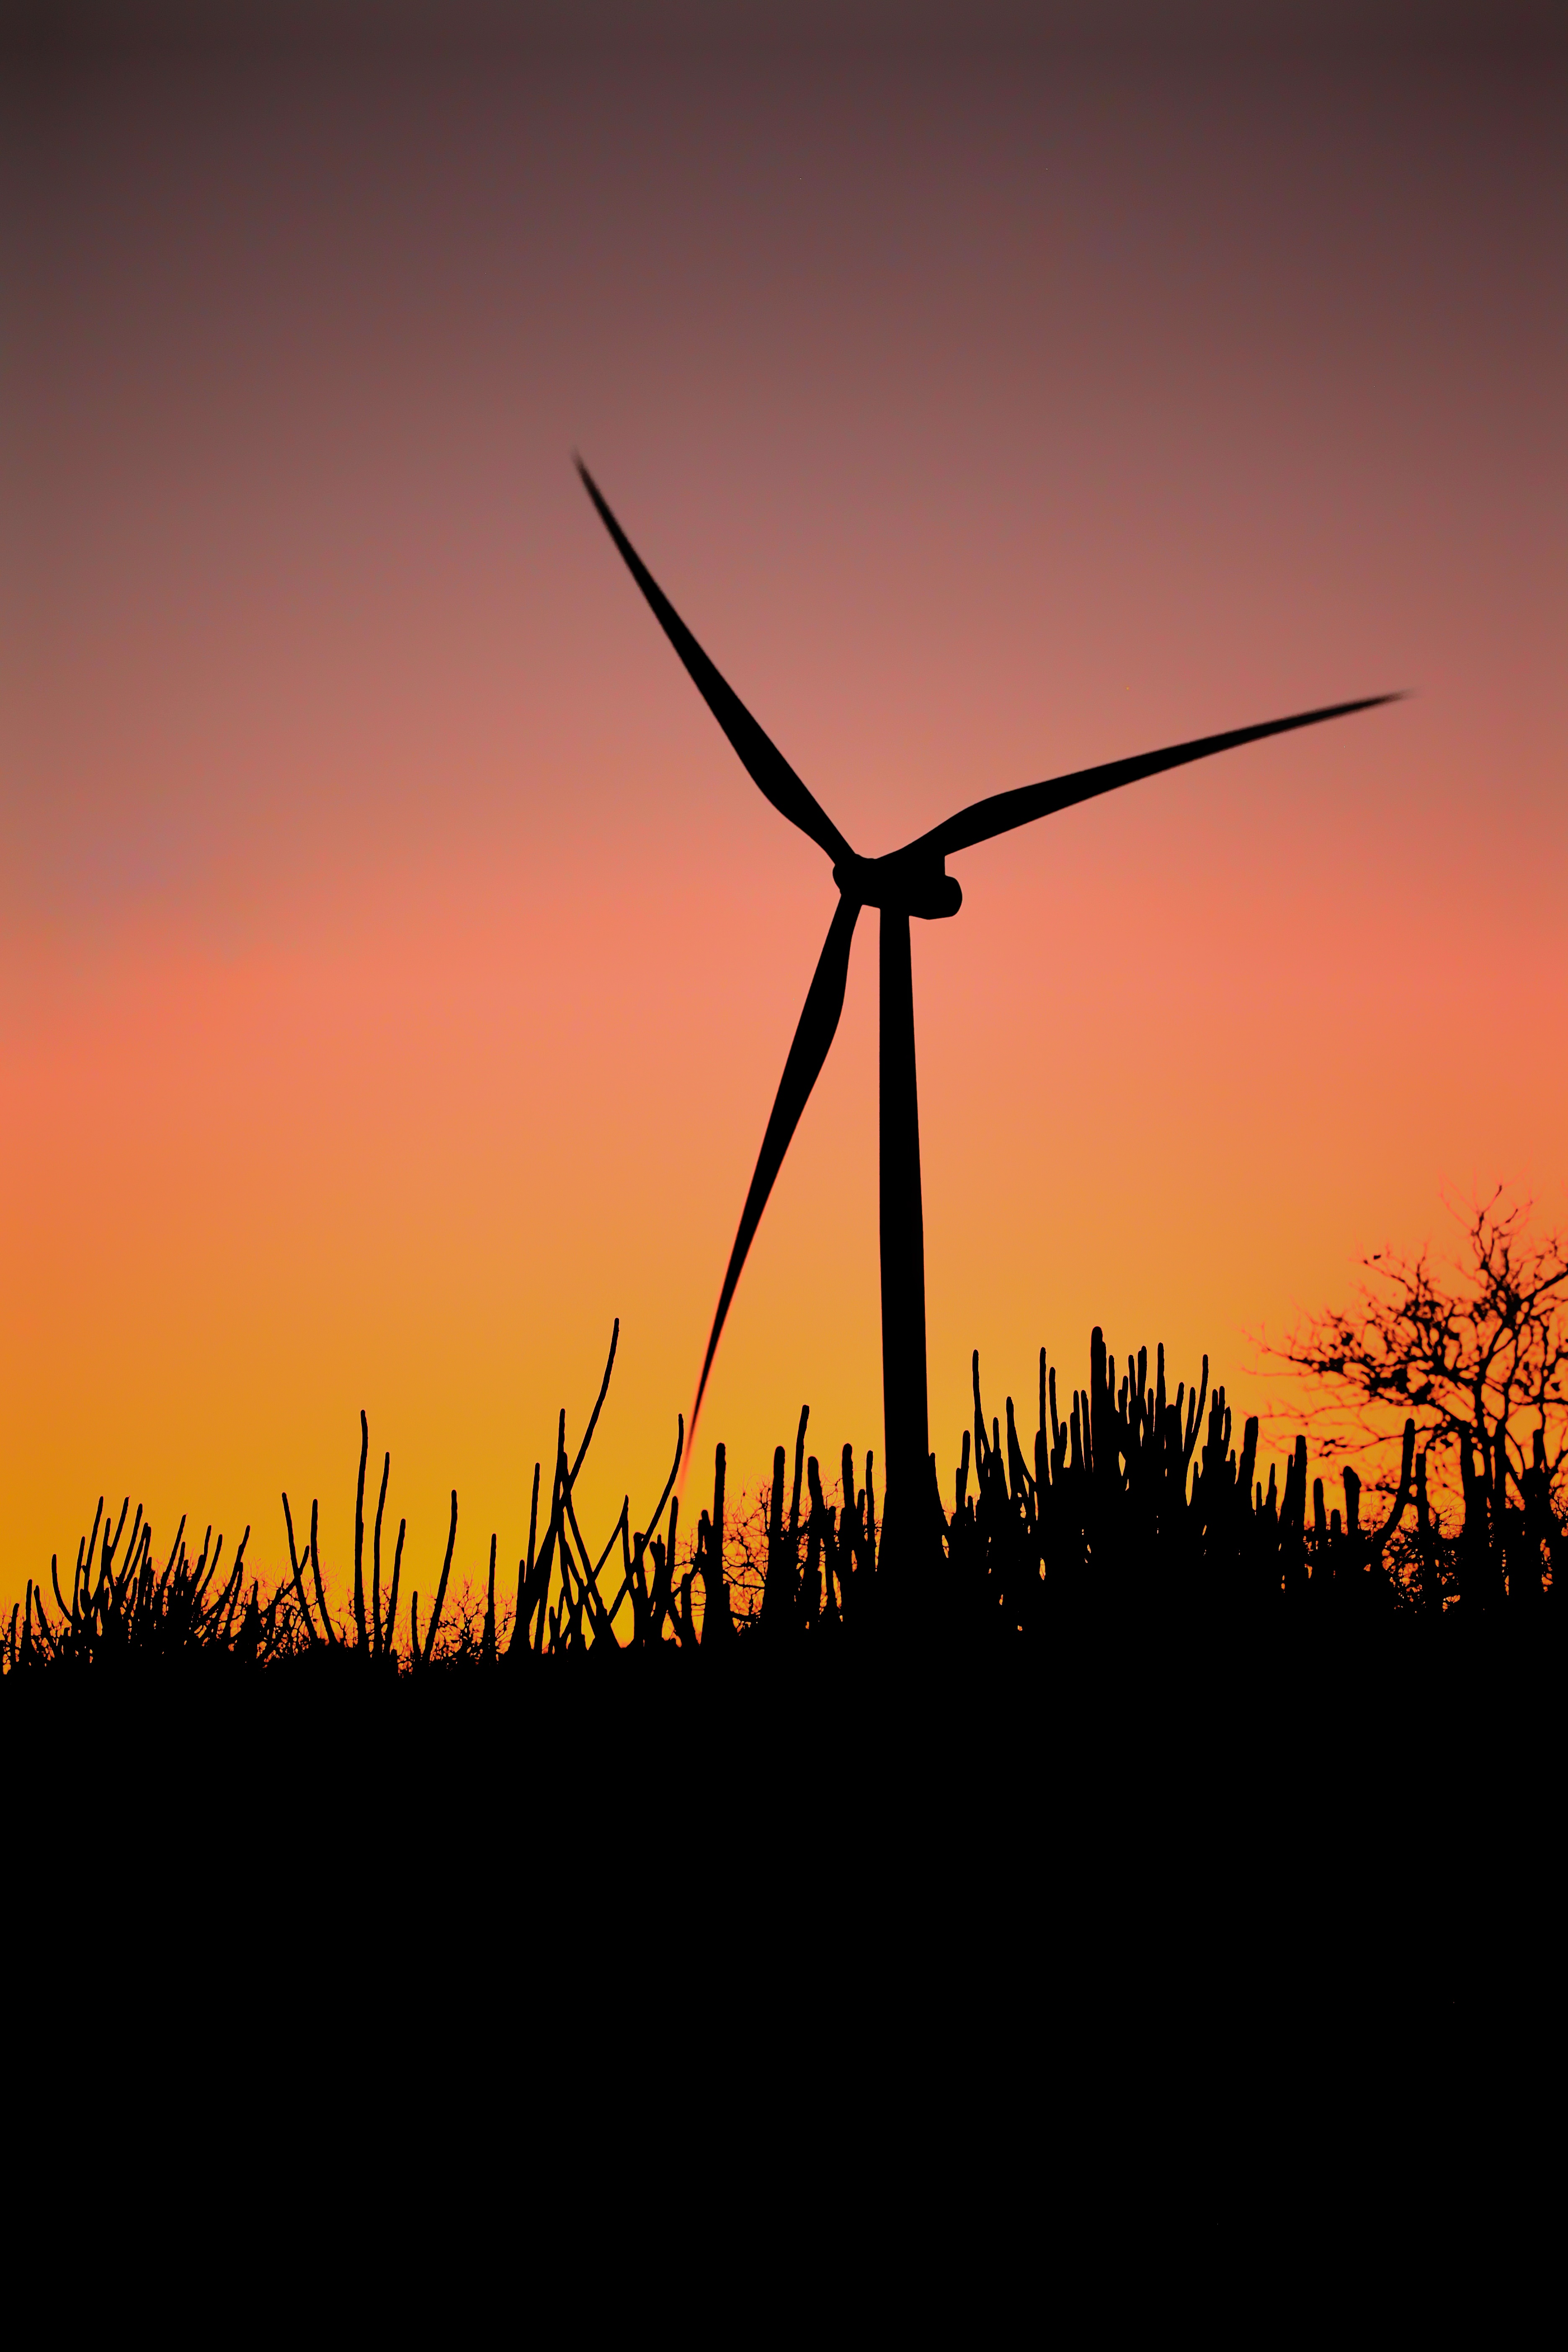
[{"x1": 8, "y1": 1275, "x2": 1561, "y2": 1688}]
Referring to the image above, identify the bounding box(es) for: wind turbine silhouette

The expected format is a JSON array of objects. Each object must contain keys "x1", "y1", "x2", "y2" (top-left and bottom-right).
[{"x1": 578, "y1": 459, "x2": 1395, "y2": 1517}]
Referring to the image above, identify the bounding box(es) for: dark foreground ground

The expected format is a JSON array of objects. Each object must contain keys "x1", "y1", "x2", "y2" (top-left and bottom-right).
[
  {"x1": 1, "y1": 1639, "x2": 1546, "y2": 2337},
  {"x1": 7, "y1": 1626, "x2": 1556, "y2": 2009},
  {"x1": 2, "y1": 1624, "x2": 1555, "y2": 2300}
]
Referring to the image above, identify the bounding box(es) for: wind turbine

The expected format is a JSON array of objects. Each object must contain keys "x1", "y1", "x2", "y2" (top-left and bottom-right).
[{"x1": 578, "y1": 459, "x2": 1395, "y2": 1522}]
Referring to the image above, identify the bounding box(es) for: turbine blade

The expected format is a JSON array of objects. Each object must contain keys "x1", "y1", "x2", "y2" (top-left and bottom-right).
[
  {"x1": 689, "y1": 893, "x2": 861, "y2": 1451},
  {"x1": 576, "y1": 459, "x2": 854, "y2": 867},
  {"x1": 916, "y1": 694, "x2": 1402, "y2": 859}
]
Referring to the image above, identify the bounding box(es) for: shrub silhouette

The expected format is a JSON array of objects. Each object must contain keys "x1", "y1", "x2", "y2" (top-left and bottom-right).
[{"x1": 5, "y1": 1496, "x2": 286, "y2": 1671}]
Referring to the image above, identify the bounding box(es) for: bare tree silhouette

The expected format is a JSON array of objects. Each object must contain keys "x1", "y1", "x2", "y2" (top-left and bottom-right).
[{"x1": 1268, "y1": 1193, "x2": 1568, "y2": 1608}]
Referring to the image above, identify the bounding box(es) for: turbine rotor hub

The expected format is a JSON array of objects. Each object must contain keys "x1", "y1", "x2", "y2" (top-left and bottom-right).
[{"x1": 833, "y1": 851, "x2": 962, "y2": 920}]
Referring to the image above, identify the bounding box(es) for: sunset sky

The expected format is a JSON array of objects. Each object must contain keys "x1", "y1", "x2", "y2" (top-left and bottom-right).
[{"x1": 3, "y1": 8, "x2": 1563, "y2": 1617}]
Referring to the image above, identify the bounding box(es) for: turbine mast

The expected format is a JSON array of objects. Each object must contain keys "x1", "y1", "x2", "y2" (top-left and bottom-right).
[{"x1": 879, "y1": 908, "x2": 930, "y2": 1520}]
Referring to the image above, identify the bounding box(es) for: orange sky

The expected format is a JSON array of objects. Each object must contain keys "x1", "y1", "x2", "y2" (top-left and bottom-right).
[{"x1": 3, "y1": 33, "x2": 1563, "y2": 1615}]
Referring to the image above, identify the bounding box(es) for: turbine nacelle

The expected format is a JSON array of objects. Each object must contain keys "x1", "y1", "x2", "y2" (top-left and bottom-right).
[{"x1": 833, "y1": 852, "x2": 962, "y2": 920}]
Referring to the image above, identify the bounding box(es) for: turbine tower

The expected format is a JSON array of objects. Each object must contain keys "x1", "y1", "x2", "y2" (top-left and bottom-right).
[{"x1": 578, "y1": 459, "x2": 1394, "y2": 1522}]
